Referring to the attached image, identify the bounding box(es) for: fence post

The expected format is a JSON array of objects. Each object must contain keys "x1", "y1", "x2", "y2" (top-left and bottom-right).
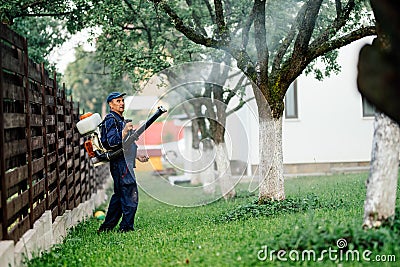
[
  {"x1": 77, "y1": 103, "x2": 83, "y2": 205},
  {"x1": 41, "y1": 63, "x2": 49, "y2": 209},
  {"x1": 80, "y1": 108, "x2": 87, "y2": 202},
  {"x1": 74, "y1": 103, "x2": 79, "y2": 205},
  {"x1": 0, "y1": 31, "x2": 8, "y2": 240},
  {"x1": 53, "y1": 73, "x2": 61, "y2": 215},
  {"x1": 70, "y1": 96, "x2": 76, "y2": 208},
  {"x1": 62, "y1": 84, "x2": 71, "y2": 209},
  {"x1": 23, "y1": 38, "x2": 34, "y2": 229}
]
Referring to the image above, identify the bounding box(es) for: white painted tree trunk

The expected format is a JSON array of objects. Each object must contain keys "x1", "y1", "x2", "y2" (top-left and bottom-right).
[
  {"x1": 258, "y1": 116, "x2": 285, "y2": 202},
  {"x1": 363, "y1": 112, "x2": 400, "y2": 228},
  {"x1": 189, "y1": 147, "x2": 202, "y2": 185},
  {"x1": 200, "y1": 146, "x2": 216, "y2": 194},
  {"x1": 215, "y1": 142, "x2": 236, "y2": 199}
]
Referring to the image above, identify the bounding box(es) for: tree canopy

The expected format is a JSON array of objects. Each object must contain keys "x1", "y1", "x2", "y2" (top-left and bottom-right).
[{"x1": 64, "y1": 47, "x2": 132, "y2": 114}]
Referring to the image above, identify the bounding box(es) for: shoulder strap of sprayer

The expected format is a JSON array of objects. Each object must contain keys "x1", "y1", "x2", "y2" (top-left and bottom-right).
[
  {"x1": 98, "y1": 113, "x2": 123, "y2": 151},
  {"x1": 98, "y1": 112, "x2": 120, "y2": 128},
  {"x1": 94, "y1": 113, "x2": 125, "y2": 161}
]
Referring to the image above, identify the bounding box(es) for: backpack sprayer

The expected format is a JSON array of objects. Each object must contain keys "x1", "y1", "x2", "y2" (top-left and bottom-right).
[{"x1": 76, "y1": 106, "x2": 167, "y2": 166}]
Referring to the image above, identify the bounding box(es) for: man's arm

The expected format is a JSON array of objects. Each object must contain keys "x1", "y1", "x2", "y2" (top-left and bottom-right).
[{"x1": 136, "y1": 155, "x2": 149, "y2": 162}]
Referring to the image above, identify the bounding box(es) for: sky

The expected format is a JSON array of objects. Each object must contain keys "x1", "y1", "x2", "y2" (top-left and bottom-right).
[{"x1": 48, "y1": 27, "x2": 100, "y2": 74}]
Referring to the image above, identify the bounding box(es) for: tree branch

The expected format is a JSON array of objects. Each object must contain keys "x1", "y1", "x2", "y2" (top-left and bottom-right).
[
  {"x1": 185, "y1": 0, "x2": 207, "y2": 36},
  {"x1": 124, "y1": 0, "x2": 155, "y2": 46},
  {"x1": 203, "y1": 0, "x2": 216, "y2": 24},
  {"x1": 122, "y1": 24, "x2": 153, "y2": 48},
  {"x1": 227, "y1": 46, "x2": 256, "y2": 82},
  {"x1": 272, "y1": 2, "x2": 308, "y2": 74},
  {"x1": 226, "y1": 97, "x2": 255, "y2": 117},
  {"x1": 152, "y1": 1, "x2": 221, "y2": 48},
  {"x1": 225, "y1": 73, "x2": 247, "y2": 103},
  {"x1": 14, "y1": 12, "x2": 74, "y2": 18},
  {"x1": 254, "y1": 0, "x2": 268, "y2": 84},
  {"x1": 342, "y1": 0, "x2": 355, "y2": 19},
  {"x1": 123, "y1": 25, "x2": 147, "y2": 31},
  {"x1": 335, "y1": 0, "x2": 342, "y2": 18},
  {"x1": 224, "y1": 0, "x2": 244, "y2": 42},
  {"x1": 292, "y1": 0, "x2": 323, "y2": 57},
  {"x1": 214, "y1": 0, "x2": 227, "y2": 38},
  {"x1": 279, "y1": 25, "x2": 375, "y2": 95},
  {"x1": 310, "y1": 0, "x2": 355, "y2": 51},
  {"x1": 223, "y1": 0, "x2": 232, "y2": 29},
  {"x1": 309, "y1": 26, "x2": 376, "y2": 59},
  {"x1": 150, "y1": 1, "x2": 256, "y2": 83},
  {"x1": 241, "y1": 2, "x2": 256, "y2": 50}
]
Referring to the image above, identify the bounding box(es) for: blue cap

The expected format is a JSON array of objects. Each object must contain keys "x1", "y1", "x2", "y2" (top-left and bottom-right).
[{"x1": 106, "y1": 92, "x2": 126, "y2": 103}]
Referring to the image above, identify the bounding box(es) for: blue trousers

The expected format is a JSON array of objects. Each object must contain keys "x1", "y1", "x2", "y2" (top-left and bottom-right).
[{"x1": 100, "y1": 160, "x2": 138, "y2": 231}]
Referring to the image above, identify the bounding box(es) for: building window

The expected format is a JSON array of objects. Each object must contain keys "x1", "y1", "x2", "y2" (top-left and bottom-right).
[
  {"x1": 362, "y1": 97, "x2": 375, "y2": 117},
  {"x1": 285, "y1": 80, "x2": 298, "y2": 119}
]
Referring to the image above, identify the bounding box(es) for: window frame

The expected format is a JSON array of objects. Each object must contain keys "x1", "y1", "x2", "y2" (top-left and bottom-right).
[{"x1": 284, "y1": 80, "x2": 298, "y2": 119}]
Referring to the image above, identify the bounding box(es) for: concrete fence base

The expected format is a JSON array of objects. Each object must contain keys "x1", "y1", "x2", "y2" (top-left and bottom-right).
[{"x1": 0, "y1": 177, "x2": 111, "y2": 267}]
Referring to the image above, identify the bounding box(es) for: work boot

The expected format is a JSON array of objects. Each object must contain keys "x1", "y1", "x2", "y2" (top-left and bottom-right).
[
  {"x1": 118, "y1": 227, "x2": 134, "y2": 233},
  {"x1": 97, "y1": 227, "x2": 112, "y2": 234}
]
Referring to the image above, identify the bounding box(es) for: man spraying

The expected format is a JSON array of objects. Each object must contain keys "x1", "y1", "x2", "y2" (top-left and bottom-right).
[{"x1": 98, "y1": 92, "x2": 149, "y2": 233}]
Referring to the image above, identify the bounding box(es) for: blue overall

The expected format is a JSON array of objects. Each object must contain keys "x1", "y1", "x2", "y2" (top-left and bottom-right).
[{"x1": 99, "y1": 111, "x2": 138, "y2": 232}]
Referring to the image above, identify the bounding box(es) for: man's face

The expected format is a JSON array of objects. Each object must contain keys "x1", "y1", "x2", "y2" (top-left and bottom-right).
[{"x1": 109, "y1": 97, "x2": 125, "y2": 115}]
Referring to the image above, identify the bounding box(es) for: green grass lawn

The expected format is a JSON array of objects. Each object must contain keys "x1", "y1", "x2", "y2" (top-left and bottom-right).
[{"x1": 27, "y1": 172, "x2": 400, "y2": 266}]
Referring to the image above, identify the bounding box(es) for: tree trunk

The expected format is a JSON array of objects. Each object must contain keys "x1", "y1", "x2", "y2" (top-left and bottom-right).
[
  {"x1": 186, "y1": 115, "x2": 202, "y2": 185},
  {"x1": 189, "y1": 147, "x2": 202, "y2": 186},
  {"x1": 258, "y1": 116, "x2": 285, "y2": 202},
  {"x1": 185, "y1": 140, "x2": 202, "y2": 185},
  {"x1": 215, "y1": 142, "x2": 236, "y2": 199},
  {"x1": 200, "y1": 141, "x2": 216, "y2": 194},
  {"x1": 363, "y1": 111, "x2": 400, "y2": 228}
]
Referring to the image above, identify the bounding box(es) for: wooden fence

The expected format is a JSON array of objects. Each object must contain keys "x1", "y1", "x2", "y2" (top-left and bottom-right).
[{"x1": 0, "y1": 24, "x2": 109, "y2": 242}]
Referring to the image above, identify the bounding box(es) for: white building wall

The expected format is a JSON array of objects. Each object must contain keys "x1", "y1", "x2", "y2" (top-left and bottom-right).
[{"x1": 283, "y1": 37, "x2": 374, "y2": 164}]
